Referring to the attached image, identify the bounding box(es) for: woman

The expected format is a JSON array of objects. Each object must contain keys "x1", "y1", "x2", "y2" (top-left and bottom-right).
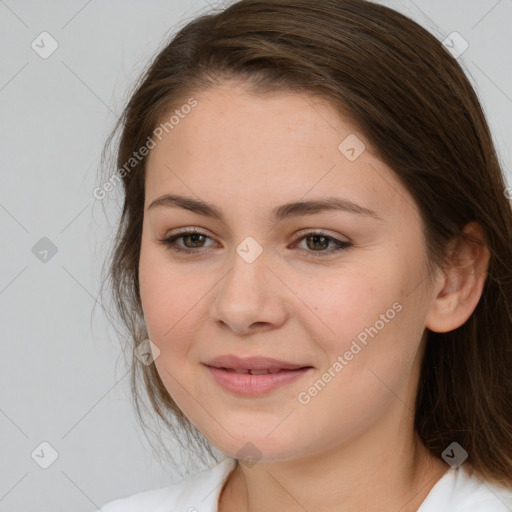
[{"x1": 97, "y1": 0, "x2": 512, "y2": 510}]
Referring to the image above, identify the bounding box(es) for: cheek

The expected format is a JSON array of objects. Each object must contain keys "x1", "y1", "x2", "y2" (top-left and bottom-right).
[
  {"x1": 139, "y1": 246, "x2": 194, "y2": 345},
  {"x1": 138, "y1": 254, "x2": 202, "y2": 404},
  {"x1": 292, "y1": 262, "x2": 406, "y2": 352},
  {"x1": 293, "y1": 255, "x2": 428, "y2": 403}
]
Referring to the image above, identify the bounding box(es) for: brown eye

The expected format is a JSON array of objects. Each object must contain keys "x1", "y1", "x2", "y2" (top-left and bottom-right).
[
  {"x1": 160, "y1": 229, "x2": 352, "y2": 257},
  {"x1": 181, "y1": 233, "x2": 207, "y2": 248},
  {"x1": 294, "y1": 231, "x2": 352, "y2": 256},
  {"x1": 305, "y1": 234, "x2": 330, "y2": 251},
  {"x1": 160, "y1": 229, "x2": 216, "y2": 254}
]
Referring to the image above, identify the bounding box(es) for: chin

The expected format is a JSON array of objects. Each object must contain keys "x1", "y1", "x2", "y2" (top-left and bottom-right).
[{"x1": 206, "y1": 428, "x2": 305, "y2": 464}]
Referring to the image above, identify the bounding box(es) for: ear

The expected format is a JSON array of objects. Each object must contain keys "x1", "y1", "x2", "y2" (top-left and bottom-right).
[{"x1": 425, "y1": 221, "x2": 491, "y2": 333}]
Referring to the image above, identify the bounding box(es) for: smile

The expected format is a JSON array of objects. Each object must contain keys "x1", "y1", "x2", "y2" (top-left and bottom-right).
[
  {"x1": 202, "y1": 354, "x2": 314, "y2": 395},
  {"x1": 223, "y1": 368, "x2": 283, "y2": 374}
]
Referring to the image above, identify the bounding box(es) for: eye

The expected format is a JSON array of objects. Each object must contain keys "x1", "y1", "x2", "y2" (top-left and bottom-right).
[
  {"x1": 159, "y1": 228, "x2": 352, "y2": 257},
  {"x1": 159, "y1": 228, "x2": 216, "y2": 254},
  {"x1": 291, "y1": 230, "x2": 352, "y2": 255}
]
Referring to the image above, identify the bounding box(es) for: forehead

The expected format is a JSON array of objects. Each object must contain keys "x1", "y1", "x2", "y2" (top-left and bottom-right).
[{"x1": 144, "y1": 82, "x2": 419, "y2": 226}]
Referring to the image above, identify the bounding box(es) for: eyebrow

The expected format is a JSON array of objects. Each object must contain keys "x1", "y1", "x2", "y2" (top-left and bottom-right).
[{"x1": 147, "y1": 194, "x2": 381, "y2": 222}]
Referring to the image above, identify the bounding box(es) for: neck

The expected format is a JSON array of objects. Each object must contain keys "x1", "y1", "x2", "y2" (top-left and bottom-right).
[{"x1": 218, "y1": 416, "x2": 448, "y2": 512}]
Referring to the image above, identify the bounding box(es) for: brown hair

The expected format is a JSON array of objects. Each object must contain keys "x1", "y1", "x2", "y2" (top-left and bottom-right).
[{"x1": 98, "y1": 0, "x2": 512, "y2": 483}]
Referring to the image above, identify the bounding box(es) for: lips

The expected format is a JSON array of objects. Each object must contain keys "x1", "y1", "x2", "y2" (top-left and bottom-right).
[
  {"x1": 204, "y1": 354, "x2": 311, "y2": 372},
  {"x1": 223, "y1": 368, "x2": 283, "y2": 375},
  {"x1": 203, "y1": 354, "x2": 313, "y2": 396}
]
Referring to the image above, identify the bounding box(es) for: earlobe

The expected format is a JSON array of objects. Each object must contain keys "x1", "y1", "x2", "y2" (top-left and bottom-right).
[{"x1": 425, "y1": 222, "x2": 491, "y2": 334}]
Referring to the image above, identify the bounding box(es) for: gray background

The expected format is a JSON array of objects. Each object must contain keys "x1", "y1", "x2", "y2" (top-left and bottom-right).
[{"x1": 0, "y1": 0, "x2": 511, "y2": 510}]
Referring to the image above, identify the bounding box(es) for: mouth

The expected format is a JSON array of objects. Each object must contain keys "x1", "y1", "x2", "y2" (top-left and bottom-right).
[
  {"x1": 203, "y1": 355, "x2": 313, "y2": 396},
  {"x1": 204, "y1": 354, "x2": 312, "y2": 372},
  {"x1": 215, "y1": 368, "x2": 300, "y2": 375}
]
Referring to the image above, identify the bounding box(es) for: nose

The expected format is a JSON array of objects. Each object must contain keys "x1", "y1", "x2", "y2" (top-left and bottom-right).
[{"x1": 209, "y1": 245, "x2": 290, "y2": 336}]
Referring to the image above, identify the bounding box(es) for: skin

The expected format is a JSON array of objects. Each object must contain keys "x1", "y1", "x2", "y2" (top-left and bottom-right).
[{"x1": 138, "y1": 81, "x2": 490, "y2": 511}]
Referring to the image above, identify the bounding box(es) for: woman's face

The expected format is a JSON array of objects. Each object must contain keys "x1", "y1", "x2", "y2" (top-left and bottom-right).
[{"x1": 139, "y1": 81, "x2": 440, "y2": 463}]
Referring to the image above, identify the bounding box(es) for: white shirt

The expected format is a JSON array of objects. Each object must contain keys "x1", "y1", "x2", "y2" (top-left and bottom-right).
[{"x1": 97, "y1": 457, "x2": 512, "y2": 511}]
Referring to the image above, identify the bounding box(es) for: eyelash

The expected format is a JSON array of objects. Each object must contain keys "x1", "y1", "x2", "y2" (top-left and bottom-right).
[{"x1": 159, "y1": 228, "x2": 352, "y2": 257}]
